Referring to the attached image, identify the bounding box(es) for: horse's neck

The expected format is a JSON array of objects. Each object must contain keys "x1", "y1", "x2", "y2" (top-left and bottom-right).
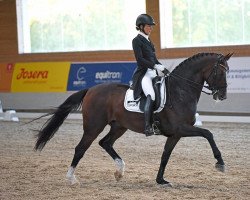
[
  {"x1": 173, "y1": 63, "x2": 204, "y2": 85},
  {"x1": 173, "y1": 56, "x2": 217, "y2": 84},
  {"x1": 170, "y1": 57, "x2": 215, "y2": 102}
]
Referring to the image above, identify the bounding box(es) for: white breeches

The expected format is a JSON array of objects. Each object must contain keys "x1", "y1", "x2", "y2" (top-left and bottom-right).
[{"x1": 141, "y1": 68, "x2": 157, "y2": 101}]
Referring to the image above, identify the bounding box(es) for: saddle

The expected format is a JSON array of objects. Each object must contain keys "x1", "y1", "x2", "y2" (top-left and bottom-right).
[{"x1": 124, "y1": 76, "x2": 168, "y2": 113}]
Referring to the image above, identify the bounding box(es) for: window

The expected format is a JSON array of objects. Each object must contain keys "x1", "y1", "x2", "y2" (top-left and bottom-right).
[
  {"x1": 16, "y1": 0, "x2": 145, "y2": 53},
  {"x1": 160, "y1": 0, "x2": 250, "y2": 48}
]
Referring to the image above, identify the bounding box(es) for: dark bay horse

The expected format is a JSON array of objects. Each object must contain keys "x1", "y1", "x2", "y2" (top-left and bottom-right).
[{"x1": 34, "y1": 52, "x2": 233, "y2": 186}]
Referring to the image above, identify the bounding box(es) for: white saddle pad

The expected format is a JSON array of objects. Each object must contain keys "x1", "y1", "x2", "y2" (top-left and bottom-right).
[{"x1": 124, "y1": 78, "x2": 167, "y2": 113}]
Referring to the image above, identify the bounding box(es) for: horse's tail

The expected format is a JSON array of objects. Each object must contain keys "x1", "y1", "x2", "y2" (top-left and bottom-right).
[{"x1": 34, "y1": 89, "x2": 88, "y2": 151}]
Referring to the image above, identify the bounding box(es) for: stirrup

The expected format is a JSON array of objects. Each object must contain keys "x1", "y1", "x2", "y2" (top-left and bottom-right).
[{"x1": 144, "y1": 127, "x2": 154, "y2": 137}]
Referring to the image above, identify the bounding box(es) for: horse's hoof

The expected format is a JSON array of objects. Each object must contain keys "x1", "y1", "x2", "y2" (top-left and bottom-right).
[
  {"x1": 156, "y1": 179, "x2": 172, "y2": 187},
  {"x1": 114, "y1": 170, "x2": 123, "y2": 181},
  {"x1": 215, "y1": 163, "x2": 225, "y2": 172},
  {"x1": 160, "y1": 182, "x2": 173, "y2": 187},
  {"x1": 66, "y1": 175, "x2": 79, "y2": 185}
]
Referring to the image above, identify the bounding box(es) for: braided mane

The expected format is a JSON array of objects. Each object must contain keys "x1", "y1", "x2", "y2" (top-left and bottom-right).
[{"x1": 173, "y1": 52, "x2": 220, "y2": 72}]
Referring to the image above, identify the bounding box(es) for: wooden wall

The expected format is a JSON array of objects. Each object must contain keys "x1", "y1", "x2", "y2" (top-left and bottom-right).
[{"x1": 0, "y1": 0, "x2": 249, "y2": 63}]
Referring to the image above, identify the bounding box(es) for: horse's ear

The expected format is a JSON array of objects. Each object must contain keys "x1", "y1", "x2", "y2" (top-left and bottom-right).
[{"x1": 224, "y1": 52, "x2": 234, "y2": 61}]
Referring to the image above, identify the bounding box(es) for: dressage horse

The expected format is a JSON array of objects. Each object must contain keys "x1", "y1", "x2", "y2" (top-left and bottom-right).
[{"x1": 34, "y1": 52, "x2": 233, "y2": 186}]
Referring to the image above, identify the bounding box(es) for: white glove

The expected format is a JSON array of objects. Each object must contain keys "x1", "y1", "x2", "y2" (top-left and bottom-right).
[{"x1": 154, "y1": 64, "x2": 167, "y2": 77}]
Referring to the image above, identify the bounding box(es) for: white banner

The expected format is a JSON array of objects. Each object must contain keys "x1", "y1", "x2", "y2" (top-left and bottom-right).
[
  {"x1": 227, "y1": 57, "x2": 250, "y2": 93},
  {"x1": 162, "y1": 57, "x2": 250, "y2": 94}
]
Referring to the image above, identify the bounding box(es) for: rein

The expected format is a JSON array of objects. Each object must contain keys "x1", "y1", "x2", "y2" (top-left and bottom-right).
[{"x1": 168, "y1": 73, "x2": 215, "y2": 95}]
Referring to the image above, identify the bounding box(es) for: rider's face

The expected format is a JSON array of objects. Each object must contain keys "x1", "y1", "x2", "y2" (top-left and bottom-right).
[{"x1": 144, "y1": 24, "x2": 153, "y2": 35}]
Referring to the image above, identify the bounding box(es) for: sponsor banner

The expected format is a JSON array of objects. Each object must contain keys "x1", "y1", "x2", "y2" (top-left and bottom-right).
[
  {"x1": 67, "y1": 62, "x2": 136, "y2": 91},
  {"x1": 227, "y1": 57, "x2": 250, "y2": 93},
  {"x1": 11, "y1": 62, "x2": 70, "y2": 92},
  {"x1": 0, "y1": 63, "x2": 15, "y2": 92}
]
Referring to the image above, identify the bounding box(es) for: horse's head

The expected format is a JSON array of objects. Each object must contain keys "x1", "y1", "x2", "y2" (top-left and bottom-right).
[{"x1": 204, "y1": 53, "x2": 233, "y2": 101}]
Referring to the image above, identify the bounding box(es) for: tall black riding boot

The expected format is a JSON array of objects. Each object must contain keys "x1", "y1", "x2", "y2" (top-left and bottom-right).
[{"x1": 144, "y1": 95, "x2": 154, "y2": 136}]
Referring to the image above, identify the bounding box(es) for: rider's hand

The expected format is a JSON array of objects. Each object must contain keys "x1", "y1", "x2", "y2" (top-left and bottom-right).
[
  {"x1": 162, "y1": 68, "x2": 170, "y2": 76},
  {"x1": 154, "y1": 64, "x2": 170, "y2": 76}
]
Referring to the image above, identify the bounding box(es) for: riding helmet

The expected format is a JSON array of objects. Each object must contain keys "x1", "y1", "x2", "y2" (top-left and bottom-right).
[{"x1": 136, "y1": 14, "x2": 155, "y2": 28}]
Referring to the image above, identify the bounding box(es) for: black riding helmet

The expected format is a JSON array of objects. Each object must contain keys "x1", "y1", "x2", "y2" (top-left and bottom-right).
[{"x1": 136, "y1": 14, "x2": 155, "y2": 31}]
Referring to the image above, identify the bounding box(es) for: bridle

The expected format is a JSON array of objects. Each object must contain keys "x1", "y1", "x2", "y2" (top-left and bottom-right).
[
  {"x1": 202, "y1": 55, "x2": 229, "y2": 95},
  {"x1": 168, "y1": 55, "x2": 229, "y2": 96}
]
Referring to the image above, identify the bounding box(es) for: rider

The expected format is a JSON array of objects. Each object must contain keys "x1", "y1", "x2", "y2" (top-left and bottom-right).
[{"x1": 131, "y1": 14, "x2": 169, "y2": 137}]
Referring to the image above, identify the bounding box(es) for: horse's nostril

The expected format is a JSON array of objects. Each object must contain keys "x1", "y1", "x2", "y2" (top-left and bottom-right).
[{"x1": 220, "y1": 95, "x2": 226, "y2": 100}]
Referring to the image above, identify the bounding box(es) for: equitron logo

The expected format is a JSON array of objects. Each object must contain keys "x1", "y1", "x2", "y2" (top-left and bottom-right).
[{"x1": 73, "y1": 67, "x2": 86, "y2": 87}]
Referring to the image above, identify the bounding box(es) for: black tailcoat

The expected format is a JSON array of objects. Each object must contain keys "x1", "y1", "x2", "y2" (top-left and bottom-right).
[{"x1": 131, "y1": 34, "x2": 161, "y2": 99}]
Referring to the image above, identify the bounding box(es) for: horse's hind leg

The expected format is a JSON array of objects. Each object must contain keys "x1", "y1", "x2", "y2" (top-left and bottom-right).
[
  {"x1": 66, "y1": 129, "x2": 101, "y2": 185},
  {"x1": 99, "y1": 121, "x2": 127, "y2": 181}
]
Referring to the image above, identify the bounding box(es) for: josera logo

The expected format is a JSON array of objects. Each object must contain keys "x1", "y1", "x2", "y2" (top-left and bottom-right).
[
  {"x1": 11, "y1": 62, "x2": 70, "y2": 92},
  {"x1": 67, "y1": 62, "x2": 136, "y2": 91},
  {"x1": 16, "y1": 68, "x2": 49, "y2": 80}
]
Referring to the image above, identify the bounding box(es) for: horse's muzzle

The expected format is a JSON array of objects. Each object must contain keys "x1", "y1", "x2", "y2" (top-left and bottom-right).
[{"x1": 213, "y1": 91, "x2": 227, "y2": 101}]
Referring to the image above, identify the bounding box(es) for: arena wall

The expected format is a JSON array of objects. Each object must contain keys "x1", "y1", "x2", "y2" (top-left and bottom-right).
[{"x1": 1, "y1": 57, "x2": 249, "y2": 114}]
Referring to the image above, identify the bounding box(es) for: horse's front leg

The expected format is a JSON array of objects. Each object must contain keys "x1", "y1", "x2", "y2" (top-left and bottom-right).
[
  {"x1": 156, "y1": 136, "x2": 180, "y2": 186},
  {"x1": 179, "y1": 124, "x2": 225, "y2": 172}
]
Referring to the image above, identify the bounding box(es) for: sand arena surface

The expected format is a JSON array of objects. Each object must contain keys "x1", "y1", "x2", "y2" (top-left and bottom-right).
[{"x1": 0, "y1": 119, "x2": 249, "y2": 200}]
